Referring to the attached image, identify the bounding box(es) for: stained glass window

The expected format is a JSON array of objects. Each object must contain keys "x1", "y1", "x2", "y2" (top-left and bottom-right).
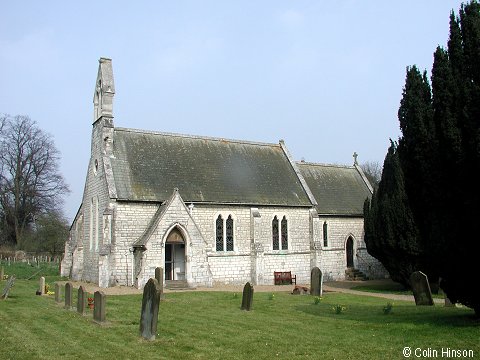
[
  {"x1": 216, "y1": 215, "x2": 224, "y2": 251},
  {"x1": 226, "y1": 215, "x2": 234, "y2": 251},
  {"x1": 323, "y1": 221, "x2": 328, "y2": 247},
  {"x1": 281, "y1": 216, "x2": 288, "y2": 250},
  {"x1": 272, "y1": 216, "x2": 279, "y2": 250}
]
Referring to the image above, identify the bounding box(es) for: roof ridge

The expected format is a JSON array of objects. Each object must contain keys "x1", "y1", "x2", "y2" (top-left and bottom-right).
[
  {"x1": 114, "y1": 127, "x2": 280, "y2": 147},
  {"x1": 296, "y1": 161, "x2": 354, "y2": 169}
]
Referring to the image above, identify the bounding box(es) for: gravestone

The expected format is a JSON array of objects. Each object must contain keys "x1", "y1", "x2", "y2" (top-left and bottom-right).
[
  {"x1": 155, "y1": 267, "x2": 165, "y2": 300},
  {"x1": 0, "y1": 266, "x2": 4, "y2": 281},
  {"x1": 241, "y1": 282, "x2": 254, "y2": 311},
  {"x1": 55, "y1": 283, "x2": 61, "y2": 303},
  {"x1": 77, "y1": 286, "x2": 86, "y2": 315},
  {"x1": 139, "y1": 278, "x2": 161, "y2": 340},
  {"x1": 39, "y1": 276, "x2": 45, "y2": 295},
  {"x1": 1, "y1": 275, "x2": 16, "y2": 300},
  {"x1": 65, "y1": 282, "x2": 73, "y2": 309},
  {"x1": 94, "y1": 291, "x2": 106, "y2": 323},
  {"x1": 310, "y1": 267, "x2": 323, "y2": 297},
  {"x1": 410, "y1": 271, "x2": 434, "y2": 306}
]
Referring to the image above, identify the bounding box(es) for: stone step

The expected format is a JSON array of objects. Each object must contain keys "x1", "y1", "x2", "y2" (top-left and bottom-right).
[
  {"x1": 345, "y1": 268, "x2": 368, "y2": 281},
  {"x1": 165, "y1": 280, "x2": 196, "y2": 290}
]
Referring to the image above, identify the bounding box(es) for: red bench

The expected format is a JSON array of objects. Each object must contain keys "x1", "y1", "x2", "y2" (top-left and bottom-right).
[{"x1": 274, "y1": 271, "x2": 296, "y2": 285}]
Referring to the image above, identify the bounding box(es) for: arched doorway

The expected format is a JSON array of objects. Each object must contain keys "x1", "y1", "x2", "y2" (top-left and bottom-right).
[
  {"x1": 165, "y1": 227, "x2": 186, "y2": 281},
  {"x1": 346, "y1": 237, "x2": 354, "y2": 268}
]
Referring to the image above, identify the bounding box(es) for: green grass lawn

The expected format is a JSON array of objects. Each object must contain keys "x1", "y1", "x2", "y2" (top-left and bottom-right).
[
  {"x1": 1, "y1": 266, "x2": 479, "y2": 359},
  {"x1": 351, "y1": 282, "x2": 445, "y2": 299}
]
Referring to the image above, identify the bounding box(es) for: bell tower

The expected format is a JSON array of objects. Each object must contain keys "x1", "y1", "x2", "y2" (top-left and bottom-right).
[{"x1": 93, "y1": 57, "x2": 115, "y2": 127}]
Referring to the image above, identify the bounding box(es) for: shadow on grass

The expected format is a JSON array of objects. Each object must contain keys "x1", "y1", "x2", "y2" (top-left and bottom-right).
[{"x1": 295, "y1": 300, "x2": 479, "y2": 328}]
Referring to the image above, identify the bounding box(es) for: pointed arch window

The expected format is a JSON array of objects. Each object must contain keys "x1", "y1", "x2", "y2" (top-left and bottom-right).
[
  {"x1": 323, "y1": 221, "x2": 328, "y2": 247},
  {"x1": 215, "y1": 214, "x2": 234, "y2": 252},
  {"x1": 89, "y1": 198, "x2": 94, "y2": 250},
  {"x1": 281, "y1": 216, "x2": 288, "y2": 250},
  {"x1": 226, "y1": 215, "x2": 234, "y2": 251},
  {"x1": 216, "y1": 215, "x2": 224, "y2": 251},
  {"x1": 272, "y1": 216, "x2": 279, "y2": 250}
]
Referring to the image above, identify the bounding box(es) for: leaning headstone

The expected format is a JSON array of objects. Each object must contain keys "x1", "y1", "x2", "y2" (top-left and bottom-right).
[
  {"x1": 39, "y1": 276, "x2": 45, "y2": 295},
  {"x1": 410, "y1": 271, "x2": 434, "y2": 306},
  {"x1": 1, "y1": 275, "x2": 16, "y2": 300},
  {"x1": 0, "y1": 266, "x2": 4, "y2": 281},
  {"x1": 310, "y1": 267, "x2": 323, "y2": 297},
  {"x1": 139, "y1": 278, "x2": 161, "y2": 340},
  {"x1": 65, "y1": 282, "x2": 73, "y2": 309},
  {"x1": 155, "y1": 267, "x2": 165, "y2": 300},
  {"x1": 93, "y1": 291, "x2": 106, "y2": 323},
  {"x1": 55, "y1": 283, "x2": 61, "y2": 303},
  {"x1": 77, "y1": 286, "x2": 86, "y2": 315},
  {"x1": 241, "y1": 282, "x2": 254, "y2": 311}
]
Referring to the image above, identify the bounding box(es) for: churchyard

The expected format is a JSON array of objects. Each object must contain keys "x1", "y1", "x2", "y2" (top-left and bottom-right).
[{"x1": 0, "y1": 262, "x2": 479, "y2": 359}]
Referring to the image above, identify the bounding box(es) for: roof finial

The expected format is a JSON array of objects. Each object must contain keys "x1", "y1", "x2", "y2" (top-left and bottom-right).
[{"x1": 353, "y1": 152, "x2": 358, "y2": 165}]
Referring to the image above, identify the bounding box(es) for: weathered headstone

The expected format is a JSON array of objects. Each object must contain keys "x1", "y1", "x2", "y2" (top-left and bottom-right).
[
  {"x1": 0, "y1": 266, "x2": 4, "y2": 281},
  {"x1": 241, "y1": 282, "x2": 254, "y2": 311},
  {"x1": 39, "y1": 276, "x2": 45, "y2": 295},
  {"x1": 93, "y1": 291, "x2": 106, "y2": 323},
  {"x1": 1, "y1": 275, "x2": 16, "y2": 300},
  {"x1": 139, "y1": 278, "x2": 161, "y2": 340},
  {"x1": 55, "y1": 283, "x2": 61, "y2": 303},
  {"x1": 65, "y1": 282, "x2": 73, "y2": 309},
  {"x1": 77, "y1": 286, "x2": 86, "y2": 315},
  {"x1": 310, "y1": 267, "x2": 323, "y2": 297},
  {"x1": 410, "y1": 271, "x2": 434, "y2": 306},
  {"x1": 155, "y1": 267, "x2": 165, "y2": 300}
]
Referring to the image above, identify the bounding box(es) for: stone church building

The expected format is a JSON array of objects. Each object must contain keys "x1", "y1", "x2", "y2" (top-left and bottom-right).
[{"x1": 61, "y1": 58, "x2": 386, "y2": 288}]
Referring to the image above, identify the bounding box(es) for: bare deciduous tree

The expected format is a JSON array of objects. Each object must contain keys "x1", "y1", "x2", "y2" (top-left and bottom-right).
[
  {"x1": 0, "y1": 115, "x2": 70, "y2": 246},
  {"x1": 360, "y1": 160, "x2": 382, "y2": 189}
]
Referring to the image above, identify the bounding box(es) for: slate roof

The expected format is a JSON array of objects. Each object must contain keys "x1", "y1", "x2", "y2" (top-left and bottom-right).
[
  {"x1": 297, "y1": 162, "x2": 372, "y2": 216},
  {"x1": 110, "y1": 128, "x2": 312, "y2": 206}
]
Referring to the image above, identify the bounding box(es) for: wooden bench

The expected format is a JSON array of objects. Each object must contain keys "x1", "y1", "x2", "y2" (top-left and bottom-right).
[{"x1": 274, "y1": 271, "x2": 296, "y2": 285}]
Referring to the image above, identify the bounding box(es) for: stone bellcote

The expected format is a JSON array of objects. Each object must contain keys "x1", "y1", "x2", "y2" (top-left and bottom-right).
[{"x1": 93, "y1": 58, "x2": 115, "y2": 125}]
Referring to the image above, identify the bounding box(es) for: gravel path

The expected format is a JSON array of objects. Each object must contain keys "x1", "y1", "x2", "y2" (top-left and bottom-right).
[{"x1": 56, "y1": 279, "x2": 444, "y2": 304}]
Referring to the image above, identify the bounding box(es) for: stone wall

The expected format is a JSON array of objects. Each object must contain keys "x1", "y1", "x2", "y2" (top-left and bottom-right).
[{"x1": 317, "y1": 216, "x2": 387, "y2": 281}]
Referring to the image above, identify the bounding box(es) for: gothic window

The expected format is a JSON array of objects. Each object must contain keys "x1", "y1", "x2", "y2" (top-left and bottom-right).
[
  {"x1": 272, "y1": 216, "x2": 279, "y2": 250},
  {"x1": 226, "y1": 215, "x2": 234, "y2": 251},
  {"x1": 216, "y1": 215, "x2": 224, "y2": 251},
  {"x1": 323, "y1": 221, "x2": 328, "y2": 247},
  {"x1": 281, "y1": 216, "x2": 288, "y2": 250},
  {"x1": 95, "y1": 196, "x2": 99, "y2": 251},
  {"x1": 89, "y1": 198, "x2": 94, "y2": 250}
]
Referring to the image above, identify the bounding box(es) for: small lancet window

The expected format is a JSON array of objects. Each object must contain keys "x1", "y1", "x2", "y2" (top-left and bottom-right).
[
  {"x1": 226, "y1": 215, "x2": 234, "y2": 251},
  {"x1": 216, "y1": 215, "x2": 224, "y2": 251},
  {"x1": 323, "y1": 221, "x2": 328, "y2": 247},
  {"x1": 272, "y1": 216, "x2": 279, "y2": 250},
  {"x1": 281, "y1": 216, "x2": 288, "y2": 250}
]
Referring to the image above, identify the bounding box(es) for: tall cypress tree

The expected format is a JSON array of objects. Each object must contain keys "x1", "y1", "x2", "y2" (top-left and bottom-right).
[
  {"x1": 364, "y1": 142, "x2": 421, "y2": 288},
  {"x1": 366, "y1": 1, "x2": 480, "y2": 315},
  {"x1": 439, "y1": 1, "x2": 480, "y2": 316},
  {"x1": 397, "y1": 66, "x2": 439, "y2": 282}
]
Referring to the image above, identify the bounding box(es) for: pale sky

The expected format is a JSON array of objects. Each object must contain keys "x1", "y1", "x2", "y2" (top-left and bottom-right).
[{"x1": 0, "y1": 1, "x2": 465, "y2": 221}]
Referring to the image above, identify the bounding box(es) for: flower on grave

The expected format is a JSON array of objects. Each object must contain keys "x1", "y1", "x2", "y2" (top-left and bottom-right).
[
  {"x1": 47, "y1": 291, "x2": 55, "y2": 295},
  {"x1": 313, "y1": 296, "x2": 322, "y2": 305},
  {"x1": 87, "y1": 297, "x2": 94, "y2": 304},
  {"x1": 332, "y1": 304, "x2": 346, "y2": 314}
]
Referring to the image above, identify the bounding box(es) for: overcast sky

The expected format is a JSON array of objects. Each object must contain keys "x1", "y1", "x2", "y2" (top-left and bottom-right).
[{"x1": 0, "y1": 1, "x2": 465, "y2": 221}]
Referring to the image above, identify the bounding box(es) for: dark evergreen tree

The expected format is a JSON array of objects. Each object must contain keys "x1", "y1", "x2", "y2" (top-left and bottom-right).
[
  {"x1": 364, "y1": 142, "x2": 421, "y2": 288},
  {"x1": 438, "y1": 2, "x2": 480, "y2": 316},
  {"x1": 366, "y1": 1, "x2": 480, "y2": 315}
]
